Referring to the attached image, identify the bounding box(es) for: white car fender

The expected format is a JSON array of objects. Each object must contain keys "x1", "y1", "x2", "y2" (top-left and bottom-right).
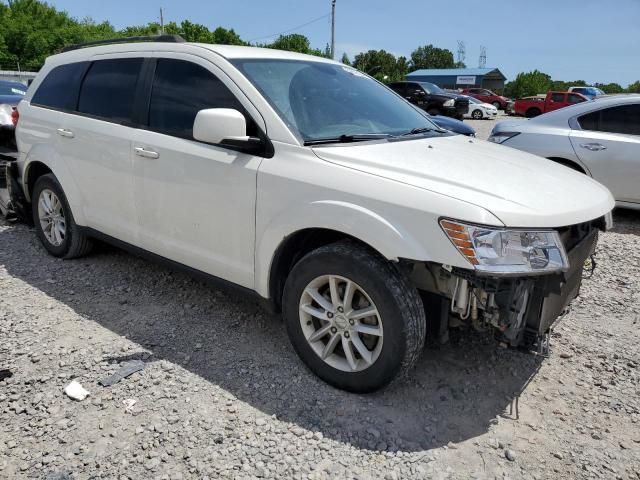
[{"x1": 253, "y1": 198, "x2": 470, "y2": 298}]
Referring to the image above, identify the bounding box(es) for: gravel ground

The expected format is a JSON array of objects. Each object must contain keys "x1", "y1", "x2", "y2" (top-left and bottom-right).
[
  {"x1": 465, "y1": 111, "x2": 511, "y2": 140},
  {"x1": 1, "y1": 207, "x2": 639, "y2": 479}
]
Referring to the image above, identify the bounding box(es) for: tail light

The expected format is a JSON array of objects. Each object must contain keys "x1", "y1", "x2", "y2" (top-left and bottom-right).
[{"x1": 11, "y1": 108, "x2": 19, "y2": 127}]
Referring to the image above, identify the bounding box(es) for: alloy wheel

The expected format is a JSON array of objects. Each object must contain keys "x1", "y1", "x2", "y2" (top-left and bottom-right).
[
  {"x1": 38, "y1": 188, "x2": 66, "y2": 247},
  {"x1": 299, "y1": 274, "x2": 383, "y2": 372}
]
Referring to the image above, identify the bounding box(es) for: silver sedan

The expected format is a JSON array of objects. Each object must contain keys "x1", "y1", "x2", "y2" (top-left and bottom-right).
[{"x1": 488, "y1": 95, "x2": 640, "y2": 210}]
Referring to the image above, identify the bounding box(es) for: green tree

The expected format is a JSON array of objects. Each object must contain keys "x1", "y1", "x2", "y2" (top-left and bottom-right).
[
  {"x1": 504, "y1": 70, "x2": 552, "y2": 98},
  {"x1": 0, "y1": 0, "x2": 115, "y2": 69},
  {"x1": 627, "y1": 81, "x2": 640, "y2": 93},
  {"x1": 211, "y1": 26, "x2": 245, "y2": 45},
  {"x1": 409, "y1": 44, "x2": 455, "y2": 71},
  {"x1": 340, "y1": 52, "x2": 351, "y2": 65},
  {"x1": 267, "y1": 34, "x2": 311, "y2": 54},
  {"x1": 353, "y1": 49, "x2": 407, "y2": 82},
  {"x1": 594, "y1": 82, "x2": 624, "y2": 94}
]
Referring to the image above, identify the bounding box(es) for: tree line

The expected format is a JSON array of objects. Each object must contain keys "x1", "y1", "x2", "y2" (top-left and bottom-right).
[{"x1": 1, "y1": 0, "x2": 638, "y2": 96}]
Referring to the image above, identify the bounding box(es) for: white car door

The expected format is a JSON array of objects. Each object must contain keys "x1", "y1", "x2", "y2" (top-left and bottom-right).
[
  {"x1": 569, "y1": 103, "x2": 640, "y2": 205},
  {"x1": 61, "y1": 56, "x2": 145, "y2": 243},
  {"x1": 130, "y1": 54, "x2": 266, "y2": 289}
]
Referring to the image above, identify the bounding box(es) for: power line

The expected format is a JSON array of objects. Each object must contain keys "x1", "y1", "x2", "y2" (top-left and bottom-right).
[{"x1": 248, "y1": 12, "x2": 331, "y2": 42}]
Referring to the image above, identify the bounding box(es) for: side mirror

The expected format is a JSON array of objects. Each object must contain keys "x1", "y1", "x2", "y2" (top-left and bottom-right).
[
  {"x1": 193, "y1": 108, "x2": 247, "y2": 144},
  {"x1": 193, "y1": 108, "x2": 269, "y2": 155}
]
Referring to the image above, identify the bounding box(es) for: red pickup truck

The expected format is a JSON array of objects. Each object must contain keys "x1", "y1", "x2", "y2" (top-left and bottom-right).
[{"x1": 514, "y1": 91, "x2": 588, "y2": 118}]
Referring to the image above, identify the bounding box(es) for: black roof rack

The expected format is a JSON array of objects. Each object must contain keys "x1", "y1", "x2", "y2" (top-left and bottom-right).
[{"x1": 61, "y1": 34, "x2": 186, "y2": 53}]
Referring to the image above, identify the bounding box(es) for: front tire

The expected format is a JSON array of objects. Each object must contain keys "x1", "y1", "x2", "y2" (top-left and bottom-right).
[
  {"x1": 32, "y1": 174, "x2": 93, "y2": 259},
  {"x1": 282, "y1": 241, "x2": 426, "y2": 393},
  {"x1": 471, "y1": 109, "x2": 483, "y2": 119},
  {"x1": 492, "y1": 101, "x2": 502, "y2": 110}
]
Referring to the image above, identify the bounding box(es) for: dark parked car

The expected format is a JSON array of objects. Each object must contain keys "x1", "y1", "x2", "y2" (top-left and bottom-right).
[
  {"x1": 429, "y1": 114, "x2": 475, "y2": 136},
  {"x1": 0, "y1": 81, "x2": 26, "y2": 148},
  {"x1": 388, "y1": 81, "x2": 469, "y2": 119}
]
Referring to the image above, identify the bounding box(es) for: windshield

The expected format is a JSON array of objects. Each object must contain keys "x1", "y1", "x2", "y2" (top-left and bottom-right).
[
  {"x1": 418, "y1": 81, "x2": 444, "y2": 94},
  {"x1": 0, "y1": 83, "x2": 26, "y2": 96},
  {"x1": 467, "y1": 96, "x2": 482, "y2": 104},
  {"x1": 232, "y1": 59, "x2": 438, "y2": 142}
]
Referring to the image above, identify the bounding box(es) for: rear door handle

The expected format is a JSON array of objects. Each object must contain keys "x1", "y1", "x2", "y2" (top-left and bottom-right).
[
  {"x1": 134, "y1": 147, "x2": 160, "y2": 159},
  {"x1": 56, "y1": 128, "x2": 74, "y2": 138},
  {"x1": 580, "y1": 143, "x2": 607, "y2": 151}
]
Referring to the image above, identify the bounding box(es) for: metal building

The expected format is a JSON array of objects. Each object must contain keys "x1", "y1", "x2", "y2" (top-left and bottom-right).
[{"x1": 406, "y1": 68, "x2": 507, "y2": 92}]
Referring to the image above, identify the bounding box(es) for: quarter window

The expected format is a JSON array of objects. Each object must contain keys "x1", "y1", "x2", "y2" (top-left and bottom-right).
[
  {"x1": 78, "y1": 58, "x2": 143, "y2": 122},
  {"x1": 31, "y1": 62, "x2": 87, "y2": 110},
  {"x1": 578, "y1": 104, "x2": 640, "y2": 135},
  {"x1": 148, "y1": 59, "x2": 246, "y2": 139}
]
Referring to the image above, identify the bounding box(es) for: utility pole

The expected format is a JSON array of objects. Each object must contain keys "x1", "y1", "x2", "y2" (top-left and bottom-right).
[
  {"x1": 331, "y1": 0, "x2": 336, "y2": 59},
  {"x1": 160, "y1": 8, "x2": 164, "y2": 34}
]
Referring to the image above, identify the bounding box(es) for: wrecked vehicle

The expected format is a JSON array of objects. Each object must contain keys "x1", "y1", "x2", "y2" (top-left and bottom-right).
[{"x1": 6, "y1": 35, "x2": 614, "y2": 393}]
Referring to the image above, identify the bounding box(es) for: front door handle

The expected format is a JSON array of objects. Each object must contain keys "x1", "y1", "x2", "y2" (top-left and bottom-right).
[
  {"x1": 134, "y1": 147, "x2": 160, "y2": 159},
  {"x1": 580, "y1": 143, "x2": 607, "y2": 151},
  {"x1": 56, "y1": 128, "x2": 74, "y2": 138}
]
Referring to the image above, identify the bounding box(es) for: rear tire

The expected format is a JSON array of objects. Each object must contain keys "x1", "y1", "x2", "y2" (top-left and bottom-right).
[
  {"x1": 282, "y1": 240, "x2": 426, "y2": 393},
  {"x1": 32, "y1": 174, "x2": 93, "y2": 259}
]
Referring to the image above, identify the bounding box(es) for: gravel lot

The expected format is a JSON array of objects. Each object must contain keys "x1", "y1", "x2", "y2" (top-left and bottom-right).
[
  {"x1": 1, "y1": 203, "x2": 640, "y2": 477},
  {"x1": 466, "y1": 111, "x2": 511, "y2": 140}
]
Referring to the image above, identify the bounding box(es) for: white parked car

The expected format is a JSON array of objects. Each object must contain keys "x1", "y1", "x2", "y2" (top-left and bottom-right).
[
  {"x1": 489, "y1": 94, "x2": 640, "y2": 210},
  {"x1": 10, "y1": 36, "x2": 614, "y2": 392},
  {"x1": 464, "y1": 96, "x2": 498, "y2": 120}
]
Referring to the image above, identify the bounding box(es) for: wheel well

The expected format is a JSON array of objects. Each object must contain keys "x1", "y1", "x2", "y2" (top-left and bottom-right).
[
  {"x1": 547, "y1": 157, "x2": 586, "y2": 173},
  {"x1": 25, "y1": 161, "x2": 52, "y2": 199},
  {"x1": 268, "y1": 228, "x2": 380, "y2": 312}
]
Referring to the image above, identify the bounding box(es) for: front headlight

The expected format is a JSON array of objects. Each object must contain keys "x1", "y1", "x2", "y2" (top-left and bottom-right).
[
  {"x1": 487, "y1": 131, "x2": 519, "y2": 144},
  {"x1": 443, "y1": 99, "x2": 455, "y2": 107},
  {"x1": 440, "y1": 219, "x2": 569, "y2": 274}
]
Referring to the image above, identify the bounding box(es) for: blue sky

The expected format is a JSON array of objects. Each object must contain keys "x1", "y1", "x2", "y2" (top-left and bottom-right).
[{"x1": 49, "y1": 0, "x2": 640, "y2": 86}]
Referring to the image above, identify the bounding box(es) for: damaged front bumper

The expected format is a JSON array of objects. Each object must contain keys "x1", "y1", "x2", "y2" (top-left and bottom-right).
[{"x1": 412, "y1": 217, "x2": 607, "y2": 351}]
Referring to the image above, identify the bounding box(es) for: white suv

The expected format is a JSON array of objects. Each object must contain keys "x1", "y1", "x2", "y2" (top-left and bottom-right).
[{"x1": 12, "y1": 36, "x2": 614, "y2": 392}]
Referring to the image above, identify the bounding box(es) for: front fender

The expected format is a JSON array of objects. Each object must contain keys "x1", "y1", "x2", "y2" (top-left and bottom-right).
[{"x1": 255, "y1": 200, "x2": 438, "y2": 298}]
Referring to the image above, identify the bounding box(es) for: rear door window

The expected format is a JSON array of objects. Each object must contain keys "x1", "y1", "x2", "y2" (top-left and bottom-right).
[
  {"x1": 550, "y1": 93, "x2": 565, "y2": 102},
  {"x1": 78, "y1": 58, "x2": 143, "y2": 122},
  {"x1": 147, "y1": 59, "x2": 247, "y2": 139},
  {"x1": 578, "y1": 104, "x2": 640, "y2": 135},
  {"x1": 31, "y1": 62, "x2": 88, "y2": 110}
]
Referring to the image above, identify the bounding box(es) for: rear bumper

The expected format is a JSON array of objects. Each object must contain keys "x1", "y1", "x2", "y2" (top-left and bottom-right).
[{"x1": 0, "y1": 154, "x2": 28, "y2": 220}]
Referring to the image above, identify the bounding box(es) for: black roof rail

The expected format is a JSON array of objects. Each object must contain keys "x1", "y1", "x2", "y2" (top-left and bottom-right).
[{"x1": 61, "y1": 34, "x2": 186, "y2": 53}]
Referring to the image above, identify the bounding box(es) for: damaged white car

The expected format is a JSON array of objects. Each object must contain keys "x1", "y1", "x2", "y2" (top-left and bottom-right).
[{"x1": 6, "y1": 36, "x2": 614, "y2": 392}]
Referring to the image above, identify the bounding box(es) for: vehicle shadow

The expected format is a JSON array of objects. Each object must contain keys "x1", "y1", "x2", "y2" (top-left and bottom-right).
[{"x1": 0, "y1": 220, "x2": 543, "y2": 453}]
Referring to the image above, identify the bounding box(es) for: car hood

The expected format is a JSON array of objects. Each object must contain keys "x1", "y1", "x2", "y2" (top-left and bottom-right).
[
  {"x1": 311, "y1": 135, "x2": 614, "y2": 228},
  {"x1": 429, "y1": 116, "x2": 475, "y2": 136},
  {"x1": 0, "y1": 95, "x2": 22, "y2": 106}
]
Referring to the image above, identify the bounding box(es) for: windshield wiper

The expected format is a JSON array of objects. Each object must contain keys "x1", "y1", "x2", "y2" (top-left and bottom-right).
[
  {"x1": 400, "y1": 127, "x2": 440, "y2": 136},
  {"x1": 304, "y1": 133, "x2": 393, "y2": 146}
]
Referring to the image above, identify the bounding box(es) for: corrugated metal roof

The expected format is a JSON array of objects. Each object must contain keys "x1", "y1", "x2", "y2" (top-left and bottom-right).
[{"x1": 407, "y1": 68, "x2": 501, "y2": 77}]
